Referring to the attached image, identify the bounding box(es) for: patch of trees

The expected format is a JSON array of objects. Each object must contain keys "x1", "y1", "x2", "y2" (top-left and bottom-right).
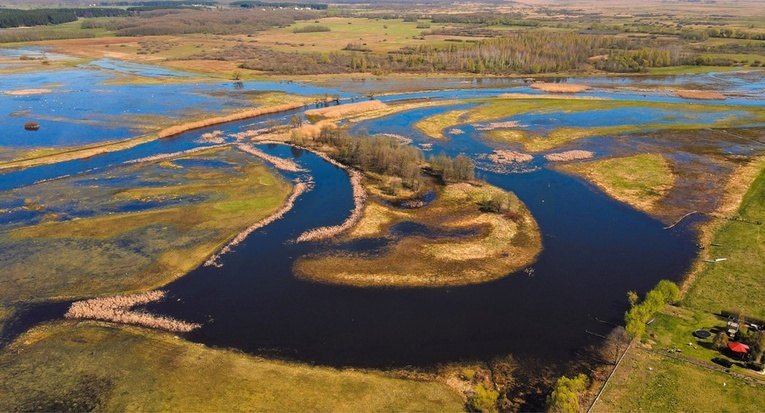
[
  {"x1": 624, "y1": 280, "x2": 680, "y2": 339},
  {"x1": 231, "y1": 1, "x2": 328, "y2": 10},
  {"x1": 106, "y1": 9, "x2": 315, "y2": 36},
  {"x1": 293, "y1": 25, "x2": 330, "y2": 33},
  {"x1": 0, "y1": 29, "x2": 95, "y2": 43},
  {"x1": 428, "y1": 152, "x2": 475, "y2": 182},
  {"x1": 595, "y1": 48, "x2": 673, "y2": 72},
  {"x1": 0, "y1": 8, "x2": 128, "y2": 29},
  {"x1": 103, "y1": 1, "x2": 216, "y2": 6}
]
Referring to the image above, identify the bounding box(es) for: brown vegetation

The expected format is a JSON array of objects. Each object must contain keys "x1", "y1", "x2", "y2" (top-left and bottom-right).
[
  {"x1": 675, "y1": 90, "x2": 727, "y2": 100},
  {"x1": 296, "y1": 169, "x2": 366, "y2": 243},
  {"x1": 158, "y1": 102, "x2": 305, "y2": 139},
  {"x1": 4, "y1": 88, "x2": 53, "y2": 96},
  {"x1": 530, "y1": 83, "x2": 591, "y2": 93},
  {"x1": 544, "y1": 150, "x2": 595, "y2": 162},
  {"x1": 304, "y1": 101, "x2": 388, "y2": 120},
  {"x1": 294, "y1": 182, "x2": 542, "y2": 288},
  {"x1": 235, "y1": 143, "x2": 304, "y2": 172},
  {"x1": 66, "y1": 290, "x2": 201, "y2": 333},
  {"x1": 205, "y1": 181, "x2": 310, "y2": 267},
  {"x1": 125, "y1": 144, "x2": 230, "y2": 165},
  {"x1": 488, "y1": 150, "x2": 534, "y2": 164}
]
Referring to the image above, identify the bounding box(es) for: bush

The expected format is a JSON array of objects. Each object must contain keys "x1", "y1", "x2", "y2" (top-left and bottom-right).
[
  {"x1": 469, "y1": 384, "x2": 499, "y2": 413},
  {"x1": 624, "y1": 280, "x2": 681, "y2": 339},
  {"x1": 546, "y1": 374, "x2": 589, "y2": 413},
  {"x1": 293, "y1": 25, "x2": 330, "y2": 33}
]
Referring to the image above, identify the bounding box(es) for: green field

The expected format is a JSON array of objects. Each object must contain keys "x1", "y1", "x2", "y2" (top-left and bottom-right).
[
  {"x1": 686, "y1": 163, "x2": 765, "y2": 320},
  {"x1": 0, "y1": 322, "x2": 464, "y2": 412},
  {"x1": 592, "y1": 347, "x2": 765, "y2": 413}
]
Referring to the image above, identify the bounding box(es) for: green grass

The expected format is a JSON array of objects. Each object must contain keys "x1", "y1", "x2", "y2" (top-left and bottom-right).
[
  {"x1": 559, "y1": 154, "x2": 675, "y2": 213},
  {"x1": 592, "y1": 347, "x2": 765, "y2": 413},
  {"x1": 686, "y1": 164, "x2": 765, "y2": 320},
  {"x1": 413, "y1": 109, "x2": 470, "y2": 140},
  {"x1": 0, "y1": 147, "x2": 292, "y2": 306},
  {"x1": 0, "y1": 322, "x2": 465, "y2": 412}
]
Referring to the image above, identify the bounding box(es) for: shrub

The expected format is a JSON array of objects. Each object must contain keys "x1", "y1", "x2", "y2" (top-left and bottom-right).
[
  {"x1": 546, "y1": 374, "x2": 589, "y2": 413},
  {"x1": 469, "y1": 384, "x2": 499, "y2": 413}
]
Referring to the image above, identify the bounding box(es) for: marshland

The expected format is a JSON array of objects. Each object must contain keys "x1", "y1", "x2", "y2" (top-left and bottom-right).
[{"x1": 1, "y1": 0, "x2": 765, "y2": 411}]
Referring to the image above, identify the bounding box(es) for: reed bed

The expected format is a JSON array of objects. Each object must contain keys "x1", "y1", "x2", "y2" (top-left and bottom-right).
[
  {"x1": 66, "y1": 290, "x2": 201, "y2": 333},
  {"x1": 675, "y1": 90, "x2": 727, "y2": 100},
  {"x1": 296, "y1": 169, "x2": 366, "y2": 243},
  {"x1": 157, "y1": 102, "x2": 305, "y2": 139},
  {"x1": 530, "y1": 83, "x2": 590, "y2": 93},
  {"x1": 235, "y1": 143, "x2": 305, "y2": 172},
  {"x1": 200, "y1": 130, "x2": 226, "y2": 143},
  {"x1": 304, "y1": 100, "x2": 387, "y2": 120},
  {"x1": 488, "y1": 149, "x2": 534, "y2": 164},
  {"x1": 472, "y1": 121, "x2": 523, "y2": 131},
  {"x1": 205, "y1": 181, "x2": 311, "y2": 267},
  {"x1": 124, "y1": 144, "x2": 230, "y2": 164},
  {"x1": 544, "y1": 150, "x2": 595, "y2": 162},
  {"x1": 4, "y1": 88, "x2": 53, "y2": 96}
]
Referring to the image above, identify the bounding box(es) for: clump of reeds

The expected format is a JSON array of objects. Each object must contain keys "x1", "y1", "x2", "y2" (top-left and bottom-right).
[
  {"x1": 157, "y1": 102, "x2": 306, "y2": 139},
  {"x1": 66, "y1": 290, "x2": 201, "y2": 333},
  {"x1": 544, "y1": 150, "x2": 595, "y2": 162},
  {"x1": 201, "y1": 130, "x2": 226, "y2": 143},
  {"x1": 235, "y1": 143, "x2": 305, "y2": 172},
  {"x1": 488, "y1": 150, "x2": 534, "y2": 164},
  {"x1": 472, "y1": 121, "x2": 523, "y2": 131},
  {"x1": 125, "y1": 144, "x2": 230, "y2": 164},
  {"x1": 675, "y1": 90, "x2": 726, "y2": 100},
  {"x1": 304, "y1": 100, "x2": 387, "y2": 119},
  {"x1": 530, "y1": 83, "x2": 590, "y2": 93},
  {"x1": 296, "y1": 169, "x2": 366, "y2": 243},
  {"x1": 205, "y1": 180, "x2": 311, "y2": 267},
  {"x1": 448, "y1": 128, "x2": 465, "y2": 135}
]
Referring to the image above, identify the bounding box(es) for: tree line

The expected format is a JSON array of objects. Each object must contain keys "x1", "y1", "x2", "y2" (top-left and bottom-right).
[{"x1": 0, "y1": 8, "x2": 128, "y2": 29}]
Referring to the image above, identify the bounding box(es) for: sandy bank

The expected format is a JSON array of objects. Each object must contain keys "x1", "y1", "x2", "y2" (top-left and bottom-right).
[{"x1": 675, "y1": 90, "x2": 726, "y2": 100}]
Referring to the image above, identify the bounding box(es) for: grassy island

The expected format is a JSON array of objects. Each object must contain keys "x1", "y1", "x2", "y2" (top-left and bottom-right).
[{"x1": 295, "y1": 179, "x2": 541, "y2": 288}]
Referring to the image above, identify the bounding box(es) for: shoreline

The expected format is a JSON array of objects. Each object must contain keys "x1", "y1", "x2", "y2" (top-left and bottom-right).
[{"x1": 0, "y1": 102, "x2": 307, "y2": 172}]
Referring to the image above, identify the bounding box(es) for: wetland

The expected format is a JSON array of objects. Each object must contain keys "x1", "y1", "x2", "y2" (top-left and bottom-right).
[{"x1": 1, "y1": 12, "x2": 764, "y2": 408}]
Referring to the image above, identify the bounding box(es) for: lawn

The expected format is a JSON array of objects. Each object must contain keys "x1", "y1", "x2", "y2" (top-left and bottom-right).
[{"x1": 0, "y1": 321, "x2": 465, "y2": 412}]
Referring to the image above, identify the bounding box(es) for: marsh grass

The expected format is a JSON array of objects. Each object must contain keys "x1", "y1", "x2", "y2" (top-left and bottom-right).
[
  {"x1": 558, "y1": 154, "x2": 676, "y2": 214},
  {"x1": 685, "y1": 161, "x2": 765, "y2": 320},
  {"x1": 413, "y1": 109, "x2": 470, "y2": 140},
  {"x1": 294, "y1": 181, "x2": 541, "y2": 287},
  {"x1": 0, "y1": 147, "x2": 291, "y2": 306},
  {"x1": 0, "y1": 322, "x2": 464, "y2": 412}
]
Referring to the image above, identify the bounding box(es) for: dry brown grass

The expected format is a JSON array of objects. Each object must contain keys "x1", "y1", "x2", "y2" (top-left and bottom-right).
[
  {"x1": 530, "y1": 83, "x2": 590, "y2": 93},
  {"x1": 235, "y1": 143, "x2": 304, "y2": 172},
  {"x1": 675, "y1": 90, "x2": 727, "y2": 100},
  {"x1": 158, "y1": 103, "x2": 305, "y2": 138},
  {"x1": 296, "y1": 169, "x2": 366, "y2": 242},
  {"x1": 3, "y1": 88, "x2": 54, "y2": 96},
  {"x1": 304, "y1": 100, "x2": 388, "y2": 120},
  {"x1": 294, "y1": 181, "x2": 542, "y2": 288},
  {"x1": 488, "y1": 150, "x2": 534, "y2": 164},
  {"x1": 544, "y1": 150, "x2": 595, "y2": 162},
  {"x1": 66, "y1": 290, "x2": 201, "y2": 332}
]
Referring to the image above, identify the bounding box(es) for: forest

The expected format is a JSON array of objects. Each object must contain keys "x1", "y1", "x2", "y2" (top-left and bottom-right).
[{"x1": 0, "y1": 8, "x2": 128, "y2": 29}]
